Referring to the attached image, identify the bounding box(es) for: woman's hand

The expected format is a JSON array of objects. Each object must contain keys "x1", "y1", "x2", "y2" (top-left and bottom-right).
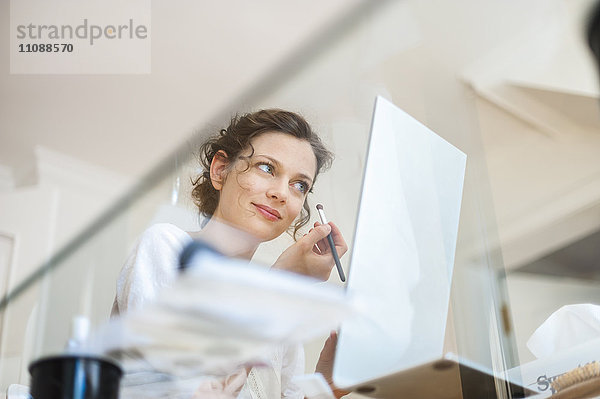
[
  {"x1": 192, "y1": 366, "x2": 250, "y2": 398},
  {"x1": 315, "y1": 331, "x2": 351, "y2": 399},
  {"x1": 272, "y1": 221, "x2": 348, "y2": 281}
]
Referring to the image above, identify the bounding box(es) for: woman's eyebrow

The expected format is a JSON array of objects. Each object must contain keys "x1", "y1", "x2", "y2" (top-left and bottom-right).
[{"x1": 257, "y1": 154, "x2": 314, "y2": 184}]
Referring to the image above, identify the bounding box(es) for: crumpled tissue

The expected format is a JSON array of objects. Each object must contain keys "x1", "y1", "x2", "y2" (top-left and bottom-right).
[{"x1": 527, "y1": 303, "x2": 600, "y2": 359}]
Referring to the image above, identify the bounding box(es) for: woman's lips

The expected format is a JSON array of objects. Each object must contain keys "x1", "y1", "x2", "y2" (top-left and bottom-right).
[{"x1": 253, "y1": 203, "x2": 281, "y2": 221}]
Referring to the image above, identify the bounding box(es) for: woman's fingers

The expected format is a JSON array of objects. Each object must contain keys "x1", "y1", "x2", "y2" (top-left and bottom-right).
[
  {"x1": 313, "y1": 243, "x2": 322, "y2": 254},
  {"x1": 316, "y1": 236, "x2": 330, "y2": 254},
  {"x1": 315, "y1": 331, "x2": 351, "y2": 399},
  {"x1": 272, "y1": 222, "x2": 345, "y2": 281},
  {"x1": 301, "y1": 224, "x2": 331, "y2": 251},
  {"x1": 311, "y1": 221, "x2": 347, "y2": 258},
  {"x1": 328, "y1": 221, "x2": 348, "y2": 256}
]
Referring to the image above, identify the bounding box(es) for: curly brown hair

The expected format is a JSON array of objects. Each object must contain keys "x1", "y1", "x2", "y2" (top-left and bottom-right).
[{"x1": 191, "y1": 109, "x2": 334, "y2": 239}]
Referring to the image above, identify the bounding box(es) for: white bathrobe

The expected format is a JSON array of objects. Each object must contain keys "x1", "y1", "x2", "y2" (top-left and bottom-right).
[{"x1": 112, "y1": 223, "x2": 305, "y2": 399}]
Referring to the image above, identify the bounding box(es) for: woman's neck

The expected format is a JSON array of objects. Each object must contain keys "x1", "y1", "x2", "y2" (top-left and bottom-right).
[{"x1": 190, "y1": 217, "x2": 260, "y2": 260}]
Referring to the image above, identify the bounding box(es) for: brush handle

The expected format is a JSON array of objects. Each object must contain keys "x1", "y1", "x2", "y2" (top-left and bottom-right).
[{"x1": 326, "y1": 233, "x2": 345, "y2": 282}]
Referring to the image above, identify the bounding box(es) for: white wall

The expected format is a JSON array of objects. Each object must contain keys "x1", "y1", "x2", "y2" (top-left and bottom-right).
[
  {"x1": 0, "y1": 147, "x2": 131, "y2": 390},
  {"x1": 0, "y1": 185, "x2": 57, "y2": 388}
]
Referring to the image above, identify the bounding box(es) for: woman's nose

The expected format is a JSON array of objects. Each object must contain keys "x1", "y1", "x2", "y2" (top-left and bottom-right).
[{"x1": 267, "y1": 178, "x2": 288, "y2": 202}]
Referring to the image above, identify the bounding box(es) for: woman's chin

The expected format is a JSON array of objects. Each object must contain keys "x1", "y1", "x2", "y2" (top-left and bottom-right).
[
  {"x1": 254, "y1": 230, "x2": 282, "y2": 243},
  {"x1": 248, "y1": 224, "x2": 286, "y2": 243}
]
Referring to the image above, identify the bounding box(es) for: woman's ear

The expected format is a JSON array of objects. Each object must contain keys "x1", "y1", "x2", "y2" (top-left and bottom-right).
[{"x1": 210, "y1": 150, "x2": 229, "y2": 191}]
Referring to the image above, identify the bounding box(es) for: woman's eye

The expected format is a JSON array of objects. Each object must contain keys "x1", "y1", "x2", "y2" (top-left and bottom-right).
[
  {"x1": 258, "y1": 163, "x2": 273, "y2": 174},
  {"x1": 293, "y1": 181, "x2": 309, "y2": 194}
]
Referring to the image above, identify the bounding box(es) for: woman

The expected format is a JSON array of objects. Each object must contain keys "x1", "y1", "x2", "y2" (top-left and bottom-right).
[{"x1": 112, "y1": 109, "x2": 348, "y2": 398}]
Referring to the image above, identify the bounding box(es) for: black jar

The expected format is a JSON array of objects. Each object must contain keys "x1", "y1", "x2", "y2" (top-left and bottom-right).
[{"x1": 29, "y1": 354, "x2": 122, "y2": 399}]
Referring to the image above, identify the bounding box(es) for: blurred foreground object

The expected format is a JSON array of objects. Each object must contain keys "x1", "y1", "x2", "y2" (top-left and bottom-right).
[
  {"x1": 95, "y1": 242, "x2": 355, "y2": 397},
  {"x1": 29, "y1": 355, "x2": 122, "y2": 399},
  {"x1": 550, "y1": 361, "x2": 600, "y2": 399},
  {"x1": 506, "y1": 304, "x2": 600, "y2": 396},
  {"x1": 587, "y1": 1, "x2": 600, "y2": 75}
]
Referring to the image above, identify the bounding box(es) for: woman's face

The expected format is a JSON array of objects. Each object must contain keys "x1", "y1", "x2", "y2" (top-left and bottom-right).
[{"x1": 210, "y1": 131, "x2": 318, "y2": 242}]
